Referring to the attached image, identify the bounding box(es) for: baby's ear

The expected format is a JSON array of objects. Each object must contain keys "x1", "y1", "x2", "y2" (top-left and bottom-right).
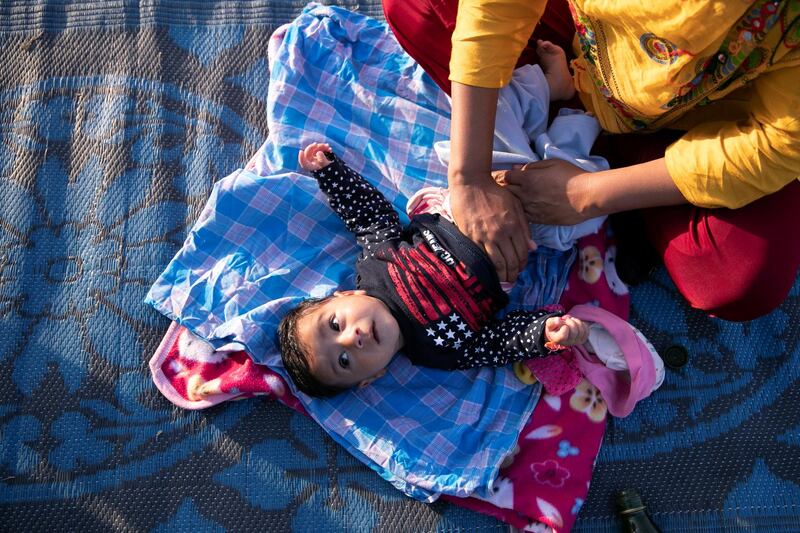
[
  {"x1": 333, "y1": 289, "x2": 367, "y2": 297},
  {"x1": 358, "y1": 368, "x2": 387, "y2": 389}
]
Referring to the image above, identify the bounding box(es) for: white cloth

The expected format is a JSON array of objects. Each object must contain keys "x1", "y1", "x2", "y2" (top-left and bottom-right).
[{"x1": 585, "y1": 323, "x2": 666, "y2": 391}]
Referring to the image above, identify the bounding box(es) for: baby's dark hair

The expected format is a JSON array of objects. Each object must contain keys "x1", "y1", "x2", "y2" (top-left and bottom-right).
[{"x1": 278, "y1": 295, "x2": 346, "y2": 398}]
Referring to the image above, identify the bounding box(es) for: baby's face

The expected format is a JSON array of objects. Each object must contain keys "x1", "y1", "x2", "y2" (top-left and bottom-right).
[{"x1": 297, "y1": 290, "x2": 403, "y2": 389}]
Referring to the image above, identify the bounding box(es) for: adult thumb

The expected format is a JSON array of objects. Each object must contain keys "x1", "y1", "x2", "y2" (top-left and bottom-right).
[
  {"x1": 496, "y1": 168, "x2": 528, "y2": 190},
  {"x1": 491, "y1": 169, "x2": 510, "y2": 187}
]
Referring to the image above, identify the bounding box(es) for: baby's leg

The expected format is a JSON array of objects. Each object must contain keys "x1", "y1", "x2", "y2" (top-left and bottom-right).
[{"x1": 536, "y1": 39, "x2": 575, "y2": 101}]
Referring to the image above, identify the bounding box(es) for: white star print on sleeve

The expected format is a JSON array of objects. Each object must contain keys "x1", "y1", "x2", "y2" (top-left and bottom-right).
[
  {"x1": 310, "y1": 152, "x2": 402, "y2": 252},
  {"x1": 455, "y1": 309, "x2": 564, "y2": 369}
]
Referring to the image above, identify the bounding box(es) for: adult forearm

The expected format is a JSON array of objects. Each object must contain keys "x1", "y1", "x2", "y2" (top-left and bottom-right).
[
  {"x1": 582, "y1": 158, "x2": 688, "y2": 217},
  {"x1": 448, "y1": 82, "x2": 498, "y2": 186},
  {"x1": 446, "y1": 81, "x2": 531, "y2": 283},
  {"x1": 451, "y1": 0, "x2": 546, "y2": 88}
]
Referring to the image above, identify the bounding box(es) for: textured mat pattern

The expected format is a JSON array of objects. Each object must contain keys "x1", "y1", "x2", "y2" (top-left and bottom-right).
[{"x1": 1, "y1": 1, "x2": 799, "y2": 531}]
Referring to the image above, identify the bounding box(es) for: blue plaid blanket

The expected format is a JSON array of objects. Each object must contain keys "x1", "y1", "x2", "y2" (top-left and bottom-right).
[{"x1": 146, "y1": 3, "x2": 579, "y2": 501}]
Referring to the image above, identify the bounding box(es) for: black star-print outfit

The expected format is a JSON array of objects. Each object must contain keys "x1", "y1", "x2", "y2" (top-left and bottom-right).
[{"x1": 311, "y1": 153, "x2": 563, "y2": 370}]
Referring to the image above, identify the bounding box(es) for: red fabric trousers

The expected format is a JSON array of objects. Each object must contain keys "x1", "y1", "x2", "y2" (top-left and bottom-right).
[{"x1": 382, "y1": 0, "x2": 800, "y2": 321}]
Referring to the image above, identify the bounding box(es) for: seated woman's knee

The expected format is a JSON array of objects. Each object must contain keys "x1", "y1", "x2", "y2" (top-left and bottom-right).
[{"x1": 687, "y1": 263, "x2": 796, "y2": 322}]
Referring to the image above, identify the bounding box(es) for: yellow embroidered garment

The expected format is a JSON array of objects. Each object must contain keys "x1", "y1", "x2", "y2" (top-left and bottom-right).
[{"x1": 450, "y1": 0, "x2": 800, "y2": 208}]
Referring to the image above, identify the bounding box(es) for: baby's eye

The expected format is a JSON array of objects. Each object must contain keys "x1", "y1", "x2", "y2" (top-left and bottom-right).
[
  {"x1": 329, "y1": 316, "x2": 340, "y2": 332},
  {"x1": 338, "y1": 352, "x2": 350, "y2": 369}
]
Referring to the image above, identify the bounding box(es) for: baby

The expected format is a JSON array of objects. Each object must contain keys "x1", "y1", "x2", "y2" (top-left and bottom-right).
[{"x1": 278, "y1": 142, "x2": 589, "y2": 398}]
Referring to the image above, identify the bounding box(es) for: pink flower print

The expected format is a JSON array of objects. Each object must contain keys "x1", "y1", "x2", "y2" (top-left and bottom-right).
[
  {"x1": 531, "y1": 459, "x2": 571, "y2": 488},
  {"x1": 569, "y1": 380, "x2": 607, "y2": 422}
]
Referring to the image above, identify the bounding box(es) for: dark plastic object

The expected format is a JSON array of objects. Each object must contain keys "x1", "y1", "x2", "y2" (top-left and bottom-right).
[
  {"x1": 663, "y1": 344, "x2": 689, "y2": 369},
  {"x1": 616, "y1": 489, "x2": 664, "y2": 533}
]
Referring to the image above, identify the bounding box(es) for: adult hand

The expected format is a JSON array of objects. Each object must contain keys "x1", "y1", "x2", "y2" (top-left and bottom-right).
[
  {"x1": 493, "y1": 158, "x2": 594, "y2": 226},
  {"x1": 449, "y1": 180, "x2": 532, "y2": 283}
]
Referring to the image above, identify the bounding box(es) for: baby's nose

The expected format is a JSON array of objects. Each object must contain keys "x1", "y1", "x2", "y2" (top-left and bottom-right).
[{"x1": 343, "y1": 327, "x2": 363, "y2": 349}]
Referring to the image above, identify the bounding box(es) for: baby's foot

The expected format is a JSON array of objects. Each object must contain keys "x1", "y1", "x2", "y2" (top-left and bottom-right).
[{"x1": 537, "y1": 40, "x2": 575, "y2": 101}]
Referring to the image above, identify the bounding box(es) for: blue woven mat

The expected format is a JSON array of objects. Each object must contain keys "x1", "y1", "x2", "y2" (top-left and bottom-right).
[{"x1": 1, "y1": 2, "x2": 798, "y2": 531}]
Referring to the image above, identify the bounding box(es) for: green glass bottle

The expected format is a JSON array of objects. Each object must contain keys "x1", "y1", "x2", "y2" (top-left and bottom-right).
[{"x1": 616, "y1": 489, "x2": 663, "y2": 533}]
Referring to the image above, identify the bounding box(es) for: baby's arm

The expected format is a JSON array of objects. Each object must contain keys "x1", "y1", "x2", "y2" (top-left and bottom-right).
[
  {"x1": 456, "y1": 310, "x2": 587, "y2": 369},
  {"x1": 300, "y1": 143, "x2": 402, "y2": 249}
]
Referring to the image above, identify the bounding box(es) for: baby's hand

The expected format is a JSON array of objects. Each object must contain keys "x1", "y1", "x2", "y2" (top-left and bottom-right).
[
  {"x1": 299, "y1": 142, "x2": 333, "y2": 171},
  {"x1": 544, "y1": 315, "x2": 588, "y2": 350}
]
